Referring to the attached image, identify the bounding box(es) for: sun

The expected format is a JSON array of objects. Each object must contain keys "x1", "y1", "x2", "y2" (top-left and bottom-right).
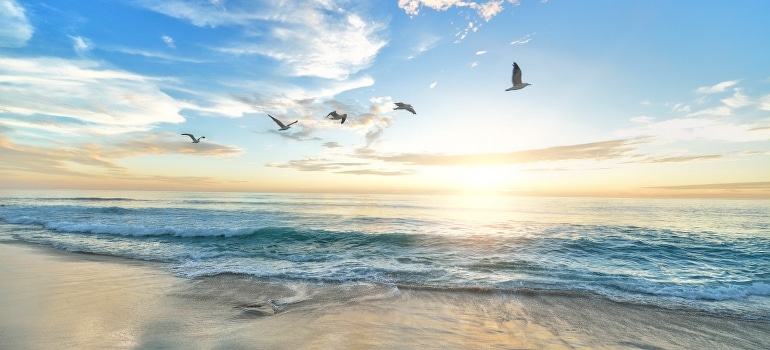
[{"x1": 442, "y1": 166, "x2": 515, "y2": 195}]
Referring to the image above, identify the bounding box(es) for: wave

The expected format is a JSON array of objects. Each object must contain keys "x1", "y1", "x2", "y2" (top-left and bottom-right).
[
  {"x1": 13, "y1": 197, "x2": 141, "y2": 202},
  {"x1": 8, "y1": 218, "x2": 258, "y2": 237},
  {"x1": 629, "y1": 281, "x2": 770, "y2": 301}
]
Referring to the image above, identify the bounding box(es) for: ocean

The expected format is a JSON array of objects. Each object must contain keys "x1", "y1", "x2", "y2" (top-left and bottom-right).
[{"x1": 1, "y1": 190, "x2": 769, "y2": 322}]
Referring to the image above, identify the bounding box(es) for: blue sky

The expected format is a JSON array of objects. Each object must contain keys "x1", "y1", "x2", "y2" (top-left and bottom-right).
[{"x1": 1, "y1": 0, "x2": 769, "y2": 197}]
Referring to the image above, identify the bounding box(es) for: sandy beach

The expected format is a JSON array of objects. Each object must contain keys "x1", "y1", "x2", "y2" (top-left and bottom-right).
[{"x1": 2, "y1": 242, "x2": 769, "y2": 349}]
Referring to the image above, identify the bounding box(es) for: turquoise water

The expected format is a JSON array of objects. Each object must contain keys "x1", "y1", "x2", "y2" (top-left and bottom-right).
[{"x1": 1, "y1": 190, "x2": 768, "y2": 320}]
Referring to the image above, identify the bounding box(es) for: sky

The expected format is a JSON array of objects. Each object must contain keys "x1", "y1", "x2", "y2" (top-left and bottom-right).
[{"x1": 1, "y1": 0, "x2": 769, "y2": 198}]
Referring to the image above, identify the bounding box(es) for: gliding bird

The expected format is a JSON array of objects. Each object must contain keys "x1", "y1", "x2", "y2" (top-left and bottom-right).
[
  {"x1": 325, "y1": 111, "x2": 347, "y2": 124},
  {"x1": 181, "y1": 133, "x2": 205, "y2": 143},
  {"x1": 393, "y1": 102, "x2": 416, "y2": 114},
  {"x1": 268, "y1": 114, "x2": 297, "y2": 131},
  {"x1": 505, "y1": 62, "x2": 531, "y2": 91}
]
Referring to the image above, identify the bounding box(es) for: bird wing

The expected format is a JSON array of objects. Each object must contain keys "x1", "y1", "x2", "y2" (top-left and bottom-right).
[
  {"x1": 512, "y1": 62, "x2": 523, "y2": 85},
  {"x1": 326, "y1": 111, "x2": 337, "y2": 118},
  {"x1": 181, "y1": 133, "x2": 196, "y2": 141},
  {"x1": 406, "y1": 107, "x2": 416, "y2": 114},
  {"x1": 395, "y1": 102, "x2": 404, "y2": 107},
  {"x1": 341, "y1": 115, "x2": 347, "y2": 124},
  {"x1": 287, "y1": 120, "x2": 298, "y2": 127},
  {"x1": 268, "y1": 114, "x2": 286, "y2": 128}
]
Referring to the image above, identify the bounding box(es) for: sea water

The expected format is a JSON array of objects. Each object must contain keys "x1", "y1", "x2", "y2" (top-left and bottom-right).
[{"x1": 1, "y1": 190, "x2": 768, "y2": 320}]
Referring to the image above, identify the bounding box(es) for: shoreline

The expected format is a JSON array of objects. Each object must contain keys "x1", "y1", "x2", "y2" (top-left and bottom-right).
[{"x1": 2, "y1": 242, "x2": 769, "y2": 349}]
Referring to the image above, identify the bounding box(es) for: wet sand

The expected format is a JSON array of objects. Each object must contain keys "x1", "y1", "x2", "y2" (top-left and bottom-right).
[{"x1": 2, "y1": 242, "x2": 769, "y2": 349}]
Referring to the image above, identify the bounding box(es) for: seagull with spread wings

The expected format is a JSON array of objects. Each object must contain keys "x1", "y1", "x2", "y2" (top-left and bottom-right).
[
  {"x1": 505, "y1": 62, "x2": 531, "y2": 91},
  {"x1": 181, "y1": 133, "x2": 205, "y2": 143},
  {"x1": 393, "y1": 102, "x2": 416, "y2": 114},
  {"x1": 325, "y1": 111, "x2": 347, "y2": 124},
  {"x1": 268, "y1": 114, "x2": 297, "y2": 131}
]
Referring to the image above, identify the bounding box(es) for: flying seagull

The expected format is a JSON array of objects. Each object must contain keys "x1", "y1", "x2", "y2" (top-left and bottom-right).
[
  {"x1": 325, "y1": 111, "x2": 347, "y2": 124},
  {"x1": 393, "y1": 102, "x2": 416, "y2": 114},
  {"x1": 505, "y1": 62, "x2": 531, "y2": 91},
  {"x1": 268, "y1": 114, "x2": 297, "y2": 131},
  {"x1": 181, "y1": 133, "x2": 205, "y2": 143}
]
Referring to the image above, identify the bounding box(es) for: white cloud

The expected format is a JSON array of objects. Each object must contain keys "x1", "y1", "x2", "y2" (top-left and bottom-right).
[
  {"x1": 688, "y1": 106, "x2": 732, "y2": 118},
  {"x1": 133, "y1": 0, "x2": 263, "y2": 27},
  {"x1": 475, "y1": 50, "x2": 487, "y2": 55},
  {"x1": 720, "y1": 88, "x2": 750, "y2": 108},
  {"x1": 398, "y1": 0, "x2": 517, "y2": 21},
  {"x1": 137, "y1": 0, "x2": 388, "y2": 80},
  {"x1": 615, "y1": 117, "x2": 770, "y2": 143},
  {"x1": 689, "y1": 88, "x2": 752, "y2": 117},
  {"x1": 252, "y1": 14, "x2": 387, "y2": 80},
  {"x1": 0, "y1": 0, "x2": 33, "y2": 47},
  {"x1": 760, "y1": 94, "x2": 770, "y2": 111},
  {"x1": 696, "y1": 80, "x2": 740, "y2": 94},
  {"x1": 226, "y1": 75, "x2": 376, "y2": 118},
  {"x1": 429, "y1": 81, "x2": 437, "y2": 88},
  {"x1": 510, "y1": 33, "x2": 534, "y2": 45},
  {"x1": 455, "y1": 21, "x2": 479, "y2": 42},
  {"x1": 162, "y1": 35, "x2": 176, "y2": 48},
  {"x1": 671, "y1": 102, "x2": 691, "y2": 113},
  {"x1": 105, "y1": 47, "x2": 206, "y2": 63},
  {"x1": 0, "y1": 57, "x2": 187, "y2": 134},
  {"x1": 399, "y1": 0, "x2": 519, "y2": 43},
  {"x1": 416, "y1": 36, "x2": 441, "y2": 53},
  {"x1": 69, "y1": 36, "x2": 92, "y2": 53},
  {"x1": 630, "y1": 116, "x2": 654, "y2": 123}
]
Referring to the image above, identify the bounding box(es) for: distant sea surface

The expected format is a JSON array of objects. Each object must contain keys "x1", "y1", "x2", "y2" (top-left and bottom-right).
[{"x1": 1, "y1": 190, "x2": 768, "y2": 320}]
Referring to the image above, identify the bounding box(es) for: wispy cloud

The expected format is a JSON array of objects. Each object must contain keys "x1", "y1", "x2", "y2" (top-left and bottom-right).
[
  {"x1": 107, "y1": 132, "x2": 244, "y2": 158},
  {"x1": 162, "y1": 35, "x2": 176, "y2": 48},
  {"x1": 398, "y1": 0, "x2": 518, "y2": 21},
  {"x1": 266, "y1": 128, "x2": 323, "y2": 142},
  {"x1": 104, "y1": 47, "x2": 207, "y2": 63},
  {"x1": 720, "y1": 88, "x2": 751, "y2": 108},
  {"x1": 70, "y1": 35, "x2": 93, "y2": 53},
  {"x1": 630, "y1": 116, "x2": 654, "y2": 123},
  {"x1": 455, "y1": 22, "x2": 480, "y2": 42},
  {"x1": 689, "y1": 88, "x2": 751, "y2": 117},
  {"x1": 374, "y1": 139, "x2": 644, "y2": 166},
  {"x1": 696, "y1": 80, "x2": 740, "y2": 94},
  {"x1": 0, "y1": 57, "x2": 188, "y2": 134},
  {"x1": 266, "y1": 157, "x2": 415, "y2": 176},
  {"x1": 398, "y1": 1, "x2": 521, "y2": 43},
  {"x1": 670, "y1": 102, "x2": 690, "y2": 113},
  {"x1": 138, "y1": 1, "x2": 388, "y2": 80},
  {"x1": 476, "y1": 50, "x2": 487, "y2": 55},
  {"x1": 758, "y1": 94, "x2": 770, "y2": 111},
  {"x1": 510, "y1": 33, "x2": 534, "y2": 45},
  {"x1": 336, "y1": 169, "x2": 416, "y2": 176},
  {"x1": 0, "y1": 132, "x2": 243, "y2": 180},
  {"x1": 647, "y1": 181, "x2": 770, "y2": 190},
  {"x1": 616, "y1": 117, "x2": 770, "y2": 143},
  {"x1": 632, "y1": 154, "x2": 722, "y2": 163},
  {"x1": 269, "y1": 138, "x2": 648, "y2": 177},
  {"x1": 228, "y1": 75, "x2": 376, "y2": 118},
  {"x1": 0, "y1": 0, "x2": 33, "y2": 48},
  {"x1": 619, "y1": 82, "x2": 770, "y2": 144},
  {"x1": 267, "y1": 158, "x2": 368, "y2": 172},
  {"x1": 232, "y1": 14, "x2": 386, "y2": 80},
  {"x1": 415, "y1": 35, "x2": 441, "y2": 53}
]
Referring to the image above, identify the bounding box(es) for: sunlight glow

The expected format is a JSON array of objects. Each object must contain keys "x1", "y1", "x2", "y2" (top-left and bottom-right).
[{"x1": 445, "y1": 166, "x2": 515, "y2": 194}]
